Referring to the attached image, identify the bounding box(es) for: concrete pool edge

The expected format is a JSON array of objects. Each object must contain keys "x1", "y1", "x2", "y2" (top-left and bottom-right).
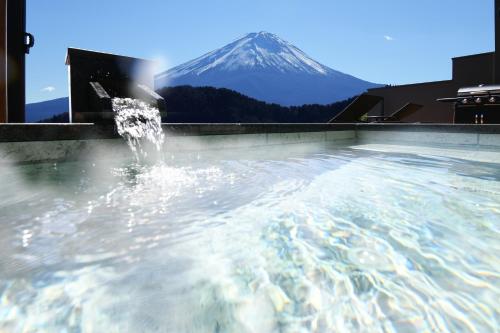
[
  {"x1": 1, "y1": 123, "x2": 500, "y2": 143},
  {"x1": 1, "y1": 123, "x2": 500, "y2": 163},
  {"x1": 0, "y1": 124, "x2": 358, "y2": 163},
  {"x1": 356, "y1": 124, "x2": 500, "y2": 147},
  {"x1": 0, "y1": 123, "x2": 356, "y2": 142}
]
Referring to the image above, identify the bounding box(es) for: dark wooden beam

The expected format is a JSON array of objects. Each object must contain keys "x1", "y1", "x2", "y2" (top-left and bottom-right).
[
  {"x1": 496, "y1": 0, "x2": 500, "y2": 83},
  {"x1": 0, "y1": 0, "x2": 6, "y2": 123},
  {"x1": 6, "y1": 0, "x2": 26, "y2": 123}
]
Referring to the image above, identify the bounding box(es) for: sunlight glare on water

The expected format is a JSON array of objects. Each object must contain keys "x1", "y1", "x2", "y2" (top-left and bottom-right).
[{"x1": 0, "y1": 144, "x2": 499, "y2": 332}]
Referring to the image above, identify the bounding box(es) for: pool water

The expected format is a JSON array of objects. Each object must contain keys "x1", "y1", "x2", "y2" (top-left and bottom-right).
[{"x1": 0, "y1": 143, "x2": 499, "y2": 332}]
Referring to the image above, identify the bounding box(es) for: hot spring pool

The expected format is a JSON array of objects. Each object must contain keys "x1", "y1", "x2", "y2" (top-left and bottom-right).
[{"x1": 0, "y1": 142, "x2": 499, "y2": 332}]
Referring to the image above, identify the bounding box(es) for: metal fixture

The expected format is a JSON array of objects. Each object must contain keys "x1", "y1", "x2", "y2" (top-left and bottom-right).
[
  {"x1": 24, "y1": 33, "x2": 35, "y2": 54},
  {"x1": 438, "y1": 84, "x2": 500, "y2": 123}
]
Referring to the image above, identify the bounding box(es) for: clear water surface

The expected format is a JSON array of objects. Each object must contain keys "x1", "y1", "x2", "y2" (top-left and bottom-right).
[{"x1": 0, "y1": 143, "x2": 499, "y2": 332}]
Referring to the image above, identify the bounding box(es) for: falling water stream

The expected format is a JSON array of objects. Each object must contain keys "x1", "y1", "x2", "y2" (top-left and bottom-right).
[{"x1": 111, "y1": 97, "x2": 164, "y2": 159}]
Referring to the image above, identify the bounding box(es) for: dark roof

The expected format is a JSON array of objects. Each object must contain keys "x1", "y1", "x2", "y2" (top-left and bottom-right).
[
  {"x1": 452, "y1": 52, "x2": 494, "y2": 61},
  {"x1": 368, "y1": 80, "x2": 453, "y2": 92},
  {"x1": 65, "y1": 48, "x2": 154, "y2": 66}
]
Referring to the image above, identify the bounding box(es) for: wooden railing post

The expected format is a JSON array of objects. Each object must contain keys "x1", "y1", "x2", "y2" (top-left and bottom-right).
[
  {"x1": 6, "y1": 0, "x2": 28, "y2": 123},
  {"x1": 0, "y1": 0, "x2": 6, "y2": 123}
]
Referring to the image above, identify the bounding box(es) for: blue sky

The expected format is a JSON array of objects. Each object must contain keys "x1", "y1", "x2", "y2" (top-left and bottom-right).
[{"x1": 27, "y1": 0, "x2": 494, "y2": 103}]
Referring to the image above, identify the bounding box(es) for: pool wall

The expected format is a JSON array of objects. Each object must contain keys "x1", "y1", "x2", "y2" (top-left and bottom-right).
[
  {"x1": 0, "y1": 123, "x2": 499, "y2": 163},
  {"x1": 356, "y1": 124, "x2": 500, "y2": 148}
]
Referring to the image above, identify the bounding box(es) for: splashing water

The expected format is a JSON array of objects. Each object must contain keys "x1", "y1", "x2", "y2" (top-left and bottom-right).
[{"x1": 112, "y1": 98, "x2": 164, "y2": 158}]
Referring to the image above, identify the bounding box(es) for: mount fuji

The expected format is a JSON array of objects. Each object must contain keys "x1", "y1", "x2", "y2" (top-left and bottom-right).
[{"x1": 156, "y1": 32, "x2": 380, "y2": 106}]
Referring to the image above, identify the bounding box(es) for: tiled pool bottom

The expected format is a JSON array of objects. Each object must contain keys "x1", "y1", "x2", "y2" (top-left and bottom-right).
[{"x1": 0, "y1": 143, "x2": 499, "y2": 332}]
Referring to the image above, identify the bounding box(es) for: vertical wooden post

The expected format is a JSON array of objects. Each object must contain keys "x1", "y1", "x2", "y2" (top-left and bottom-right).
[
  {"x1": 496, "y1": 0, "x2": 500, "y2": 83},
  {"x1": 6, "y1": 0, "x2": 26, "y2": 123},
  {"x1": 0, "y1": 0, "x2": 6, "y2": 123}
]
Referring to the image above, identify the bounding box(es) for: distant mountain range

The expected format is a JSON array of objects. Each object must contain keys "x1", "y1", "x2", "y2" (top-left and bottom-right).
[
  {"x1": 156, "y1": 31, "x2": 380, "y2": 106},
  {"x1": 25, "y1": 97, "x2": 69, "y2": 123},
  {"x1": 27, "y1": 86, "x2": 354, "y2": 123},
  {"x1": 157, "y1": 86, "x2": 354, "y2": 123}
]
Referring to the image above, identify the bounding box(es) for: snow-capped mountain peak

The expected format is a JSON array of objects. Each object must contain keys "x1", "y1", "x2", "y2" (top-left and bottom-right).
[
  {"x1": 158, "y1": 32, "x2": 331, "y2": 80},
  {"x1": 155, "y1": 32, "x2": 379, "y2": 106}
]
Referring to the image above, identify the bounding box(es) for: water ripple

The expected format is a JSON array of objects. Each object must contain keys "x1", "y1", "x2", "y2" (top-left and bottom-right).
[{"x1": 0, "y1": 145, "x2": 499, "y2": 332}]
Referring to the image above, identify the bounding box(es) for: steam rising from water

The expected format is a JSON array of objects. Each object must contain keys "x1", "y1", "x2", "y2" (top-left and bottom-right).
[{"x1": 112, "y1": 98, "x2": 164, "y2": 158}]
